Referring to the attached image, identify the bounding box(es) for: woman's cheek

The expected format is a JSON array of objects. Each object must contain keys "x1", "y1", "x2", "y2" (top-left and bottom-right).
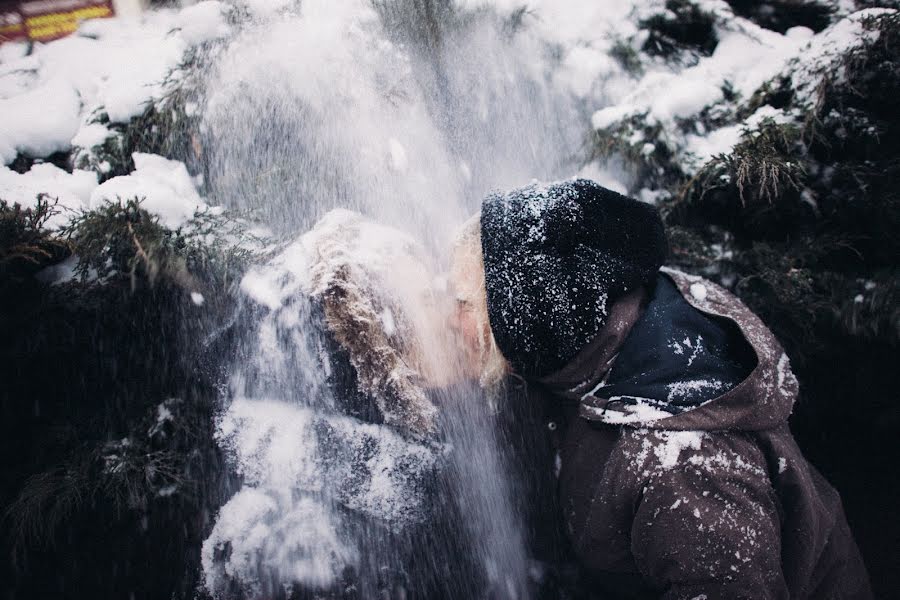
[{"x1": 460, "y1": 313, "x2": 480, "y2": 350}]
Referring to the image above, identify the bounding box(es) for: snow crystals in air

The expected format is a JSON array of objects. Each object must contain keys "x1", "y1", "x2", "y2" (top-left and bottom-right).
[{"x1": 388, "y1": 138, "x2": 409, "y2": 173}]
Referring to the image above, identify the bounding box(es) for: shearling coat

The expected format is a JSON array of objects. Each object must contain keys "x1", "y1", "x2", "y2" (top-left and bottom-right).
[{"x1": 524, "y1": 268, "x2": 872, "y2": 600}]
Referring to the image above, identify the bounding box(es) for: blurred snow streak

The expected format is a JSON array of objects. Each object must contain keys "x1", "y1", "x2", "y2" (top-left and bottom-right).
[{"x1": 201, "y1": 1, "x2": 594, "y2": 597}]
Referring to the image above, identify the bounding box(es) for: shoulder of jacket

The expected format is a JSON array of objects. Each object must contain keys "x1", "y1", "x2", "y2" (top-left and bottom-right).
[{"x1": 614, "y1": 428, "x2": 771, "y2": 487}]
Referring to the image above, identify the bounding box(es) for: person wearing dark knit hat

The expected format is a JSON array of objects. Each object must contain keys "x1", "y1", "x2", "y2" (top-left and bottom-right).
[{"x1": 448, "y1": 179, "x2": 871, "y2": 599}]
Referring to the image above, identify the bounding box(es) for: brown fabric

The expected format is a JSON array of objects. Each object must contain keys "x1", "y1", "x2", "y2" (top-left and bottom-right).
[{"x1": 533, "y1": 268, "x2": 872, "y2": 600}]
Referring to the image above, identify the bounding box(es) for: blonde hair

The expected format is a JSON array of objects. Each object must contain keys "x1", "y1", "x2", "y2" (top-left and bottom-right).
[{"x1": 451, "y1": 214, "x2": 510, "y2": 387}]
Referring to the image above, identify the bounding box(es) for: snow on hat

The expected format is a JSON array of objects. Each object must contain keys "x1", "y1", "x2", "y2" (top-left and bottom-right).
[{"x1": 480, "y1": 178, "x2": 667, "y2": 378}]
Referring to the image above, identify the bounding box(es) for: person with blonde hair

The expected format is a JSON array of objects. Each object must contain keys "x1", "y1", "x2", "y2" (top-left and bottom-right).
[{"x1": 448, "y1": 179, "x2": 871, "y2": 599}]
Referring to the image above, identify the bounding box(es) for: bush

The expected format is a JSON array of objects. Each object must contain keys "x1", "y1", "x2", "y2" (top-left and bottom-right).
[
  {"x1": 659, "y1": 14, "x2": 900, "y2": 516},
  {"x1": 74, "y1": 60, "x2": 207, "y2": 184},
  {"x1": 639, "y1": 0, "x2": 718, "y2": 64},
  {"x1": 0, "y1": 198, "x2": 253, "y2": 599},
  {"x1": 0, "y1": 196, "x2": 71, "y2": 287}
]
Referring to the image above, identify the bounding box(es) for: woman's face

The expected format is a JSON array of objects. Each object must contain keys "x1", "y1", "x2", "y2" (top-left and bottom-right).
[{"x1": 448, "y1": 248, "x2": 490, "y2": 379}]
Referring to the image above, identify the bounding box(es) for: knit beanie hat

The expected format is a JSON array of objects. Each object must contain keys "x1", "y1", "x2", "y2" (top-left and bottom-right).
[{"x1": 480, "y1": 178, "x2": 667, "y2": 378}]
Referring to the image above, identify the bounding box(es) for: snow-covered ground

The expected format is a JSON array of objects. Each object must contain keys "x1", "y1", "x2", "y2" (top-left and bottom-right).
[{"x1": 1, "y1": 0, "x2": 229, "y2": 226}]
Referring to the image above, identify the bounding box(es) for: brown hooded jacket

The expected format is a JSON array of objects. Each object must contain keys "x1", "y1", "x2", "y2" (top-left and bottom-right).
[{"x1": 527, "y1": 267, "x2": 872, "y2": 600}]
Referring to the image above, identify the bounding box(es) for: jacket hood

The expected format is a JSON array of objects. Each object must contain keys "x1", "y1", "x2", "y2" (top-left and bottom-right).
[{"x1": 541, "y1": 268, "x2": 799, "y2": 432}]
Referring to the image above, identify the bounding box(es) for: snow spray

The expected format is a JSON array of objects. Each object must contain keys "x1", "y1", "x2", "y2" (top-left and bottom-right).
[{"x1": 199, "y1": 1, "x2": 587, "y2": 597}]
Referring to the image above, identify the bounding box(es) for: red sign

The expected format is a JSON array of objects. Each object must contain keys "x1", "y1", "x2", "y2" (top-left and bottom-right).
[{"x1": 1, "y1": 0, "x2": 115, "y2": 44}]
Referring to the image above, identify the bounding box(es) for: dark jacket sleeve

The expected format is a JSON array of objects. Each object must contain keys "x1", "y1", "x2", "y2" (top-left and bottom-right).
[{"x1": 629, "y1": 441, "x2": 790, "y2": 600}]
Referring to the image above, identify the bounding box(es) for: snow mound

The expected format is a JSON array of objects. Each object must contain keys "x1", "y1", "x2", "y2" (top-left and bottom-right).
[
  {"x1": 90, "y1": 153, "x2": 206, "y2": 228},
  {"x1": 784, "y1": 8, "x2": 894, "y2": 110},
  {"x1": 0, "y1": 163, "x2": 98, "y2": 228},
  {"x1": 0, "y1": 78, "x2": 81, "y2": 163}
]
